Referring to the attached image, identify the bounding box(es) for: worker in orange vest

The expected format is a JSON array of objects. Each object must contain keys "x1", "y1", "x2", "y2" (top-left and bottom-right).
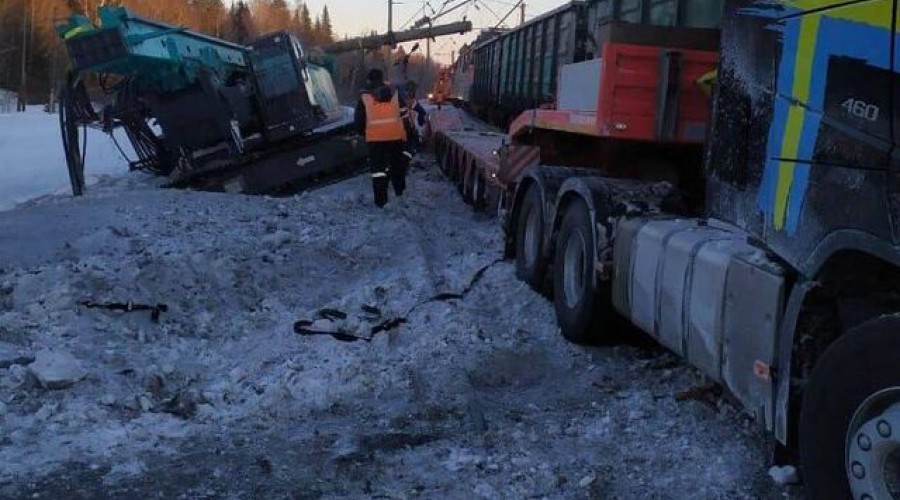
[{"x1": 354, "y1": 69, "x2": 410, "y2": 208}]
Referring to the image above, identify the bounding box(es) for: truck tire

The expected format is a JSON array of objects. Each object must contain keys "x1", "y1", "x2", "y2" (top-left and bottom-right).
[
  {"x1": 799, "y1": 315, "x2": 900, "y2": 500},
  {"x1": 552, "y1": 199, "x2": 610, "y2": 344},
  {"x1": 465, "y1": 166, "x2": 486, "y2": 211},
  {"x1": 515, "y1": 184, "x2": 546, "y2": 289},
  {"x1": 463, "y1": 165, "x2": 476, "y2": 205},
  {"x1": 439, "y1": 149, "x2": 451, "y2": 176},
  {"x1": 472, "y1": 170, "x2": 487, "y2": 212}
]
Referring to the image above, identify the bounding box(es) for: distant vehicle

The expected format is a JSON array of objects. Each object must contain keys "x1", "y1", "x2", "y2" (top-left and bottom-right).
[
  {"x1": 428, "y1": 67, "x2": 453, "y2": 105},
  {"x1": 427, "y1": 64, "x2": 473, "y2": 107}
]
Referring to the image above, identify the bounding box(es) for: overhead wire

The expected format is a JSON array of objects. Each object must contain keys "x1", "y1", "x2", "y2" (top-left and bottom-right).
[
  {"x1": 399, "y1": 1, "x2": 429, "y2": 29},
  {"x1": 474, "y1": 0, "x2": 503, "y2": 22},
  {"x1": 494, "y1": 0, "x2": 524, "y2": 28},
  {"x1": 427, "y1": 0, "x2": 474, "y2": 25},
  {"x1": 432, "y1": 0, "x2": 456, "y2": 18}
]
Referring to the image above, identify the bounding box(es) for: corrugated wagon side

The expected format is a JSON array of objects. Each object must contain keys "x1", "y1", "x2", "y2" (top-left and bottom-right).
[{"x1": 470, "y1": 1, "x2": 590, "y2": 127}]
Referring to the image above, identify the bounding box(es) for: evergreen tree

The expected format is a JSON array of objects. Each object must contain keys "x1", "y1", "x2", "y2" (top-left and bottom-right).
[
  {"x1": 319, "y1": 5, "x2": 333, "y2": 43},
  {"x1": 272, "y1": 0, "x2": 291, "y2": 34},
  {"x1": 290, "y1": 6, "x2": 302, "y2": 38},
  {"x1": 298, "y1": 2, "x2": 312, "y2": 41},
  {"x1": 193, "y1": 0, "x2": 226, "y2": 37},
  {"x1": 313, "y1": 15, "x2": 322, "y2": 45},
  {"x1": 227, "y1": 1, "x2": 255, "y2": 44}
]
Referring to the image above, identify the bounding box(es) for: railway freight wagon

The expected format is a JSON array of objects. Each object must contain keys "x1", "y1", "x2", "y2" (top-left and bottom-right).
[
  {"x1": 469, "y1": 0, "x2": 722, "y2": 127},
  {"x1": 470, "y1": 2, "x2": 589, "y2": 126}
]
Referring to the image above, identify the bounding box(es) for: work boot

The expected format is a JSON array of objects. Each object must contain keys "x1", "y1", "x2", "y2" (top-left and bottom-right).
[{"x1": 372, "y1": 174, "x2": 389, "y2": 208}]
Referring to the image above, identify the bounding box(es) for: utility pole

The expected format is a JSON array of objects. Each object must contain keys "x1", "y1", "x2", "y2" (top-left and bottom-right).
[
  {"x1": 425, "y1": 36, "x2": 431, "y2": 90},
  {"x1": 388, "y1": 0, "x2": 393, "y2": 39},
  {"x1": 387, "y1": 0, "x2": 394, "y2": 79},
  {"x1": 18, "y1": 0, "x2": 28, "y2": 112},
  {"x1": 520, "y1": 2, "x2": 526, "y2": 25}
]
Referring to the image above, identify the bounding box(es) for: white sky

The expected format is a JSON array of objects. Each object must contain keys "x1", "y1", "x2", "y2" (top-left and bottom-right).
[{"x1": 300, "y1": 0, "x2": 563, "y2": 62}]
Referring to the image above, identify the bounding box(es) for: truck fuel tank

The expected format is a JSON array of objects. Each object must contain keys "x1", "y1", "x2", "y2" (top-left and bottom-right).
[{"x1": 613, "y1": 217, "x2": 785, "y2": 427}]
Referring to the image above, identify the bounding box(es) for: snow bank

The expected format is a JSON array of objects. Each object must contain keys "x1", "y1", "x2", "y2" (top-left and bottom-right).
[
  {"x1": 0, "y1": 106, "x2": 133, "y2": 212},
  {"x1": 0, "y1": 149, "x2": 793, "y2": 497}
]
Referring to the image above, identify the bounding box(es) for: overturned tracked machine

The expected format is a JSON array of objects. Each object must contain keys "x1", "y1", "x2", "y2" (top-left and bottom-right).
[{"x1": 57, "y1": 6, "x2": 365, "y2": 196}]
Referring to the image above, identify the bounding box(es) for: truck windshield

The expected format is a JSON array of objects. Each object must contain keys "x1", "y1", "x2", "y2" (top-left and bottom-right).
[
  {"x1": 594, "y1": 0, "x2": 724, "y2": 28},
  {"x1": 681, "y1": 0, "x2": 724, "y2": 28}
]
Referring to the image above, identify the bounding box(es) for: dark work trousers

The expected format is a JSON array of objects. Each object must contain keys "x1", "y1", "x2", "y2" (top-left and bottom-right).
[{"x1": 368, "y1": 140, "x2": 407, "y2": 207}]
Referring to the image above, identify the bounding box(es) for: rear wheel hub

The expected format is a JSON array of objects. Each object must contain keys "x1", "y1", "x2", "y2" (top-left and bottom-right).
[
  {"x1": 847, "y1": 388, "x2": 900, "y2": 499},
  {"x1": 562, "y1": 229, "x2": 587, "y2": 309}
]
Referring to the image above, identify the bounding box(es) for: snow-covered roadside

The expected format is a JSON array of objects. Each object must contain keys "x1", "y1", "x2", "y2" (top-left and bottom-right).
[
  {"x1": 0, "y1": 107, "x2": 133, "y2": 212},
  {"x1": 0, "y1": 159, "x2": 798, "y2": 498}
]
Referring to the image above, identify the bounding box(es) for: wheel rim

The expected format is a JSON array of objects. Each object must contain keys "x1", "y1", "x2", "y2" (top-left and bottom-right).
[
  {"x1": 847, "y1": 387, "x2": 900, "y2": 499},
  {"x1": 523, "y1": 206, "x2": 540, "y2": 267},
  {"x1": 562, "y1": 228, "x2": 587, "y2": 308}
]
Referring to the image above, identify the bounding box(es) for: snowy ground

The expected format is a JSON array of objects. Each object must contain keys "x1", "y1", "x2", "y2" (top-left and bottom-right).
[
  {"x1": 0, "y1": 158, "x2": 803, "y2": 498},
  {"x1": 0, "y1": 107, "x2": 132, "y2": 212}
]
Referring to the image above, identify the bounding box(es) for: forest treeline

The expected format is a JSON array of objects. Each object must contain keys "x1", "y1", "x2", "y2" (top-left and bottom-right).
[{"x1": 0, "y1": 0, "x2": 438, "y2": 106}]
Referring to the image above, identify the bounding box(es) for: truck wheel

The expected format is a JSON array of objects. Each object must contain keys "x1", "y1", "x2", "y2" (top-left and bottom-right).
[
  {"x1": 515, "y1": 185, "x2": 546, "y2": 289},
  {"x1": 472, "y1": 170, "x2": 487, "y2": 212},
  {"x1": 464, "y1": 166, "x2": 486, "y2": 211},
  {"x1": 552, "y1": 199, "x2": 609, "y2": 344},
  {"x1": 800, "y1": 315, "x2": 900, "y2": 500},
  {"x1": 463, "y1": 165, "x2": 476, "y2": 205},
  {"x1": 439, "y1": 150, "x2": 451, "y2": 176}
]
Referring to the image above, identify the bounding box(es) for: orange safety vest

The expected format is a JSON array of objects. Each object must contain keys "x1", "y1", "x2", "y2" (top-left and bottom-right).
[{"x1": 361, "y1": 91, "x2": 407, "y2": 142}]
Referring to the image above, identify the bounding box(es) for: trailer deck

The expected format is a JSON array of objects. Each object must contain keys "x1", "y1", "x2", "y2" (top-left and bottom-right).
[{"x1": 431, "y1": 106, "x2": 541, "y2": 213}]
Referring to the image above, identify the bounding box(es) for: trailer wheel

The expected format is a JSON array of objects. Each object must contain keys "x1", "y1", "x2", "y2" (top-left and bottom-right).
[
  {"x1": 515, "y1": 185, "x2": 546, "y2": 289},
  {"x1": 439, "y1": 149, "x2": 451, "y2": 176},
  {"x1": 472, "y1": 170, "x2": 487, "y2": 212},
  {"x1": 800, "y1": 315, "x2": 900, "y2": 500},
  {"x1": 464, "y1": 165, "x2": 486, "y2": 211},
  {"x1": 552, "y1": 199, "x2": 610, "y2": 344},
  {"x1": 463, "y1": 165, "x2": 476, "y2": 205},
  {"x1": 453, "y1": 162, "x2": 465, "y2": 194}
]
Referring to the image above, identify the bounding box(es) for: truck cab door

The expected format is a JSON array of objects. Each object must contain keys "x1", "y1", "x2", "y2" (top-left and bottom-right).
[
  {"x1": 754, "y1": 0, "x2": 895, "y2": 260},
  {"x1": 892, "y1": 3, "x2": 900, "y2": 243},
  {"x1": 810, "y1": 2, "x2": 893, "y2": 172}
]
